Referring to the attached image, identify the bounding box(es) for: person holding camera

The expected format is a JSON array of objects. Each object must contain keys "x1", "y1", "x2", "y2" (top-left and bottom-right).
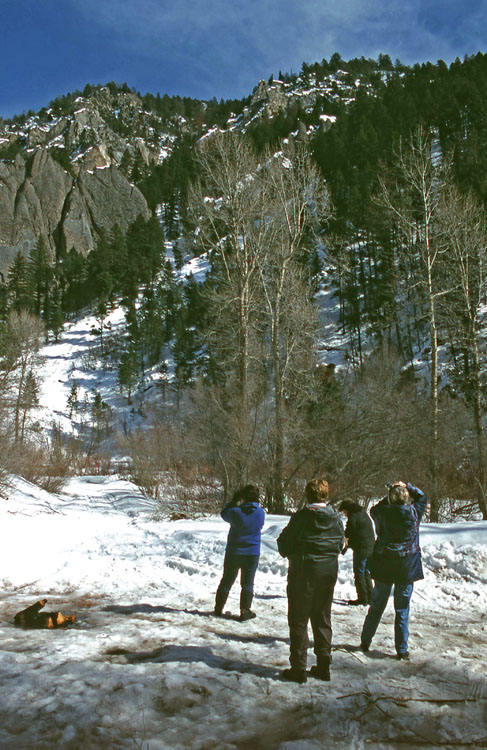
[
  {"x1": 360, "y1": 480, "x2": 428, "y2": 660},
  {"x1": 338, "y1": 500, "x2": 375, "y2": 605},
  {"x1": 214, "y1": 484, "x2": 265, "y2": 622}
]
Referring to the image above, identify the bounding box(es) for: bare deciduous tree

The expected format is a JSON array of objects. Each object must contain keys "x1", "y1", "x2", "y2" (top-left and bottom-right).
[
  {"x1": 438, "y1": 185, "x2": 487, "y2": 518},
  {"x1": 188, "y1": 132, "x2": 268, "y2": 486},
  {"x1": 257, "y1": 147, "x2": 332, "y2": 510},
  {"x1": 0, "y1": 310, "x2": 45, "y2": 445},
  {"x1": 188, "y1": 134, "x2": 332, "y2": 508},
  {"x1": 377, "y1": 125, "x2": 450, "y2": 520}
]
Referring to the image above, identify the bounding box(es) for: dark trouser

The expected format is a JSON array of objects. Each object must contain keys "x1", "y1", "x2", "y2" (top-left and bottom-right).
[
  {"x1": 353, "y1": 551, "x2": 373, "y2": 603},
  {"x1": 215, "y1": 553, "x2": 260, "y2": 612},
  {"x1": 287, "y1": 559, "x2": 337, "y2": 671}
]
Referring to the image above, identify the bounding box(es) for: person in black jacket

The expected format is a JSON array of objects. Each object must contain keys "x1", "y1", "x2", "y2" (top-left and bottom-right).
[
  {"x1": 338, "y1": 501, "x2": 375, "y2": 605},
  {"x1": 277, "y1": 478, "x2": 344, "y2": 684}
]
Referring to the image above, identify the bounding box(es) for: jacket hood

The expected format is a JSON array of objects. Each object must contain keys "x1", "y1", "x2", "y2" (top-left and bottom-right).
[
  {"x1": 305, "y1": 503, "x2": 341, "y2": 529},
  {"x1": 307, "y1": 502, "x2": 335, "y2": 513},
  {"x1": 380, "y1": 499, "x2": 416, "y2": 517}
]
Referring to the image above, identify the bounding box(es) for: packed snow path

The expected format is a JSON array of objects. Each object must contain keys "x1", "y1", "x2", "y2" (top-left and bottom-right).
[{"x1": 1, "y1": 476, "x2": 487, "y2": 750}]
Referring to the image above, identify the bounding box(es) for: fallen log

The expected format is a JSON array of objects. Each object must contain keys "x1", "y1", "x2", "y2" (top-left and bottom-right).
[{"x1": 14, "y1": 599, "x2": 76, "y2": 629}]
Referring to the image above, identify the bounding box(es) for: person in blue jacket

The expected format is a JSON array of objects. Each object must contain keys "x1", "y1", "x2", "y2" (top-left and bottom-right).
[
  {"x1": 360, "y1": 480, "x2": 428, "y2": 660},
  {"x1": 214, "y1": 484, "x2": 265, "y2": 622}
]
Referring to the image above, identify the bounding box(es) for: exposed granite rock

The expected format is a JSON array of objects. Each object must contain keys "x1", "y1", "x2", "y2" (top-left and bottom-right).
[
  {"x1": 0, "y1": 150, "x2": 71, "y2": 266},
  {"x1": 62, "y1": 166, "x2": 150, "y2": 254},
  {"x1": 0, "y1": 149, "x2": 150, "y2": 275},
  {"x1": 251, "y1": 80, "x2": 288, "y2": 116}
]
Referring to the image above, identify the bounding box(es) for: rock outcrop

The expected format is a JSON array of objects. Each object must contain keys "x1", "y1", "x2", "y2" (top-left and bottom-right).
[
  {"x1": 251, "y1": 80, "x2": 289, "y2": 116},
  {"x1": 62, "y1": 165, "x2": 150, "y2": 254},
  {"x1": 0, "y1": 149, "x2": 150, "y2": 276}
]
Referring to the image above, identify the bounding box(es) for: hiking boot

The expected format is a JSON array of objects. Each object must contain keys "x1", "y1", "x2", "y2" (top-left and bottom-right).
[
  {"x1": 239, "y1": 590, "x2": 256, "y2": 621},
  {"x1": 397, "y1": 651, "x2": 410, "y2": 660},
  {"x1": 310, "y1": 654, "x2": 331, "y2": 681},
  {"x1": 214, "y1": 587, "x2": 229, "y2": 617},
  {"x1": 239, "y1": 610, "x2": 257, "y2": 622},
  {"x1": 360, "y1": 643, "x2": 369, "y2": 653},
  {"x1": 348, "y1": 599, "x2": 368, "y2": 606},
  {"x1": 309, "y1": 665, "x2": 330, "y2": 681},
  {"x1": 281, "y1": 668, "x2": 307, "y2": 684},
  {"x1": 354, "y1": 574, "x2": 369, "y2": 605}
]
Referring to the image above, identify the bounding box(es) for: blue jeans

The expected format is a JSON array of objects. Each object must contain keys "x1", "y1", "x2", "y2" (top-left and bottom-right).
[
  {"x1": 361, "y1": 580, "x2": 413, "y2": 655},
  {"x1": 353, "y1": 552, "x2": 370, "y2": 578}
]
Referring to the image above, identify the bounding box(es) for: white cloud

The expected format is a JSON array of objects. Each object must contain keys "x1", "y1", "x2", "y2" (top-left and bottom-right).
[
  {"x1": 70, "y1": 0, "x2": 484, "y2": 60},
  {"x1": 61, "y1": 0, "x2": 487, "y2": 99}
]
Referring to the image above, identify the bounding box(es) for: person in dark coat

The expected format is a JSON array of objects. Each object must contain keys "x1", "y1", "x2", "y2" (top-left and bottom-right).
[
  {"x1": 214, "y1": 484, "x2": 265, "y2": 622},
  {"x1": 360, "y1": 481, "x2": 428, "y2": 659},
  {"x1": 338, "y1": 501, "x2": 375, "y2": 605},
  {"x1": 277, "y1": 478, "x2": 344, "y2": 684}
]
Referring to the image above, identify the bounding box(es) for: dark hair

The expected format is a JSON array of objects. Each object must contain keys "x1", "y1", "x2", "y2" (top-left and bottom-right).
[
  {"x1": 338, "y1": 500, "x2": 362, "y2": 513},
  {"x1": 238, "y1": 484, "x2": 260, "y2": 503}
]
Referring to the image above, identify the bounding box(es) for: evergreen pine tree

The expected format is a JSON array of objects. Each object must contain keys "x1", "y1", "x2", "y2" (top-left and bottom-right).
[
  {"x1": 48, "y1": 286, "x2": 64, "y2": 342},
  {"x1": 19, "y1": 369, "x2": 39, "y2": 445},
  {"x1": 67, "y1": 380, "x2": 79, "y2": 419},
  {"x1": 118, "y1": 345, "x2": 138, "y2": 403},
  {"x1": 28, "y1": 235, "x2": 52, "y2": 317},
  {"x1": 8, "y1": 252, "x2": 32, "y2": 312}
]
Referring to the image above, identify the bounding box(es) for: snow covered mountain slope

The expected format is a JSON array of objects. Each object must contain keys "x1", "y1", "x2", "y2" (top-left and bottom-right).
[{"x1": 1, "y1": 476, "x2": 486, "y2": 749}]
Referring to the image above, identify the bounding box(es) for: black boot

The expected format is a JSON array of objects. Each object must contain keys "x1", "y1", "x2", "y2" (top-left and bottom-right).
[
  {"x1": 349, "y1": 575, "x2": 368, "y2": 605},
  {"x1": 214, "y1": 586, "x2": 228, "y2": 616},
  {"x1": 365, "y1": 572, "x2": 373, "y2": 604},
  {"x1": 281, "y1": 667, "x2": 307, "y2": 684},
  {"x1": 309, "y1": 655, "x2": 331, "y2": 681},
  {"x1": 239, "y1": 590, "x2": 256, "y2": 621}
]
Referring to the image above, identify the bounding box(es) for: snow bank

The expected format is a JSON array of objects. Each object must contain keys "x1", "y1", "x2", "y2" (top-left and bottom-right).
[{"x1": 1, "y1": 476, "x2": 486, "y2": 749}]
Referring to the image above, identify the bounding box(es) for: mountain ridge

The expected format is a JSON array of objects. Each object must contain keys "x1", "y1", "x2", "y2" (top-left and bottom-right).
[{"x1": 0, "y1": 57, "x2": 400, "y2": 274}]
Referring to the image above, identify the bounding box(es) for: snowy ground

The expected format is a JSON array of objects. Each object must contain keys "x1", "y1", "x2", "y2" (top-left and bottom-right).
[{"x1": 1, "y1": 476, "x2": 487, "y2": 750}]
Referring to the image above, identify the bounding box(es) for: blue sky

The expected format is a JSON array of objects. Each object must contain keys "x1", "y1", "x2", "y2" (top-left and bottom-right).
[{"x1": 1, "y1": 0, "x2": 486, "y2": 119}]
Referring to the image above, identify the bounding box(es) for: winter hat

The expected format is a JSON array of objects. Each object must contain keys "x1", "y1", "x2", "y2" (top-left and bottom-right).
[
  {"x1": 239, "y1": 484, "x2": 260, "y2": 503},
  {"x1": 305, "y1": 477, "x2": 329, "y2": 503},
  {"x1": 388, "y1": 484, "x2": 410, "y2": 505}
]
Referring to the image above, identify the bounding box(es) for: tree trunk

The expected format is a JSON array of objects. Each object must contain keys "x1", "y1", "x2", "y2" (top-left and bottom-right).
[
  {"x1": 427, "y1": 244, "x2": 440, "y2": 522},
  {"x1": 14, "y1": 360, "x2": 27, "y2": 445},
  {"x1": 470, "y1": 335, "x2": 487, "y2": 519},
  {"x1": 270, "y1": 311, "x2": 285, "y2": 513}
]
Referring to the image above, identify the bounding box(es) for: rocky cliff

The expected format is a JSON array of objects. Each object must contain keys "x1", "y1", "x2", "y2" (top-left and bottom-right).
[
  {"x1": 0, "y1": 86, "x2": 170, "y2": 277},
  {"x1": 0, "y1": 149, "x2": 149, "y2": 277}
]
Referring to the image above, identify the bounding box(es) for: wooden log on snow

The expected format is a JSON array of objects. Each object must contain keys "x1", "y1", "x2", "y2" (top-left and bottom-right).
[{"x1": 14, "y1": 599, "x2": 76, "y2": 628}]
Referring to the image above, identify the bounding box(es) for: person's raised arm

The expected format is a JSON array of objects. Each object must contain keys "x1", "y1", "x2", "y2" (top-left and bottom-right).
[{"x1": 406, "y1": 483, "x2": 428, "y2": 520}]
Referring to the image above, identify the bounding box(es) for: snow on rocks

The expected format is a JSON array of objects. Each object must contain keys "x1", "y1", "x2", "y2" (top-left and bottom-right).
[{"x1": 1, "y1": 476, "x2": 487, "y2": 749}]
